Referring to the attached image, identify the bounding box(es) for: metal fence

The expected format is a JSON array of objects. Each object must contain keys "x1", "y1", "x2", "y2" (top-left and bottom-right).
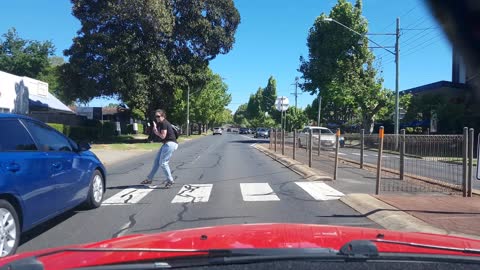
[{"x1": 268, "y1": 127, "x2": 477, "y2": 196}]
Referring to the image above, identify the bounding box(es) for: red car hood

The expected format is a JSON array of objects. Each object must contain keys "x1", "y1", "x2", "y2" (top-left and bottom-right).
[{"x1": 2, "y1": 223, "x2": 480, "y2": 269}]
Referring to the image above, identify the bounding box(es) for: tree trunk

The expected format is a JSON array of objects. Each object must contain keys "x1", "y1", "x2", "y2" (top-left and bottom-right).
[{"x1": 363, "y1": 114, "x2": 375, "y2": 134}]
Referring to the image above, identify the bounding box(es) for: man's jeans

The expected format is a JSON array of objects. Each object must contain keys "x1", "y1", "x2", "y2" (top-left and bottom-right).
[{"x1": 147, "y1": 141, "x2": 178, "y2": 182}]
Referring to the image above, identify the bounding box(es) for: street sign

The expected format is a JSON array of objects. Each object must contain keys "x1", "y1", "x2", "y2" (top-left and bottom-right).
[
  {"x1": 477, "y1": 134, "x2": 480, "y2": 180},
  {"x1": 275, "y1": 96, "x2": 289, "y2": 112}
]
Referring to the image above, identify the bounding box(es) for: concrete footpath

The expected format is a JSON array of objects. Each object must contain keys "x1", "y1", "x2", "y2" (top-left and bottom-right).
[{"x1": 256, "y1": 144, "x2": 480, "y2": 239}]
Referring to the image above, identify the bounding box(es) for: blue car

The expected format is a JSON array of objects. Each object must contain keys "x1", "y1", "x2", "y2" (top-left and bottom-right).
[{"x1": 0, "y1": 114, "x2": 106, "y2": 257}]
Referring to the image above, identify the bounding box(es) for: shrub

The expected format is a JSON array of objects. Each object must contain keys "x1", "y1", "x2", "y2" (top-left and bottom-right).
[
  {"x1": 125, "y1": 123, "x2": 144, "y2": 134},
  {"x1": 47, "y1": 123, "x2": 64, "y2": 133}
]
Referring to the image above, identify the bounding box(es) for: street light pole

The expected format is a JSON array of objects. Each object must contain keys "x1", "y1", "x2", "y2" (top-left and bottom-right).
[{"x1": 395, "y1": 17, "x2": 400, "y2": 137}]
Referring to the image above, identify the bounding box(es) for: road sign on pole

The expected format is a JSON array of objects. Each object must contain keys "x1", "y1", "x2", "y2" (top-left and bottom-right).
[{"x1": 275, "y1": 96, "x2": 289, "y2": 112}]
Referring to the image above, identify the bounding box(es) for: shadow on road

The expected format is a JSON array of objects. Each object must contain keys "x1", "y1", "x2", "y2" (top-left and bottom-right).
[
  {"x1": 20, "y1": 209, "x2": 80, "y2": 246},
  {"x1": 230, "y1": 140, "x2": 269, "y2": 144},
  {"x1": 316, "y1": 208, "x2": 480, "y2": 218}
]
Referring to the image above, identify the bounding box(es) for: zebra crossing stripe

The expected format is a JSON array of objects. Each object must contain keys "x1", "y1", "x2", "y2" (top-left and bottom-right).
[
  {"x1": 102, "y1": 187, "x2": 154, "y2": 205},
  {"x1": 295, "y1": 182, "x2": 344, "y2": 201},
  {"x1": 171, "y1": 184, "x2": 213, "y2": 203},
  {"x1": 240, "y1": 183, "x2": 280, "y2": 201}
]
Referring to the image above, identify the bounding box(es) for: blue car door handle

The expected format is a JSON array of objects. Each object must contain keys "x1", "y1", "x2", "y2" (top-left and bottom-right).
[
  {"x1": 6, "y1": 163, "x2": 20, "y2": 173},
  {"x1": 52, "y1": 162, "x2": 62, "y2": 170}
]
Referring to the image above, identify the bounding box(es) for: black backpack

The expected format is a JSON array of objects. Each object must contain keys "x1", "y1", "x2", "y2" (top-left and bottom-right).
[{"x1": 171, "y1": 124, "x2": 180, "y2": 139}]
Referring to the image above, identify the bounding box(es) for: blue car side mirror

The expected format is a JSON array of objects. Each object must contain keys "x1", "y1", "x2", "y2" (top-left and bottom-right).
[{"x1": 78, "y1": 141, "x2": 91, "y2": 152}]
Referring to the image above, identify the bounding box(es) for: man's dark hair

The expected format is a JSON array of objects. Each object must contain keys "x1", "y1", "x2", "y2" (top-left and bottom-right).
[{"x1": 155, "y1": 109, "x2": 166, "y2": 118}]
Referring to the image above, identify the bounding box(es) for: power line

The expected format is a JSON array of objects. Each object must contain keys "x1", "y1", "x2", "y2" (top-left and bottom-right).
[
  {"x1": 401, "y1": 28, "x2": 437, "y2": 48},
  {"x1": 403, "y1": 15, "x2": 429, "y2": 30},
  {"x1": 374, "y1": 5, "x2": 418, "y2": 46},
  {"x1": 402, "y1": 34, "x2": 444, "y2": 57},
  {"x1": 382, "y1": 33, "x2": 443, "y2": 65}
]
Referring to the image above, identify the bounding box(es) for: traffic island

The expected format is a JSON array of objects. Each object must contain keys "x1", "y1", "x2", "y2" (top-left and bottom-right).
[{"x1": 255, "y1": 144, "x2": 332, "y2": 181}]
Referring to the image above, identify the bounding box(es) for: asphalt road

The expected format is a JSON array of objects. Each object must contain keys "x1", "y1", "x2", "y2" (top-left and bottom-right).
[{"x1": 17, "y1": 133, "x2": 379, "y2": 254}]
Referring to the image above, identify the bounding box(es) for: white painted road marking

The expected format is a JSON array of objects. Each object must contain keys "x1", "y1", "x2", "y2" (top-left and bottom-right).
[
  {"x1": 295, "y1": 182, "x2": 344, "y2": 201},
  {"x1": 329, "y1": 152, "x2": 346, "y2": 156},
  {"x1": 240, "y1": 183, "x2": 280, "y2": 201},
  {"x1": 171, "y1": 184, "x2": 213, "y2": 203},
  {"x1": 241, "y1": 135, "x2": 252, "y2": 140},
  {"x1": 102, "y1": 187, "x2": 154, "y2": 205}
]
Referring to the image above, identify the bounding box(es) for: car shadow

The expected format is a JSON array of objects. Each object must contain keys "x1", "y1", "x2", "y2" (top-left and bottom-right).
[{"x1": 20, "y1": 208, "x2": 80, "y2": 245}]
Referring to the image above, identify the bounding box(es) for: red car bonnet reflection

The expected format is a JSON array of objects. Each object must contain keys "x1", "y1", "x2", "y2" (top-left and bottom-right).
[{"x1": 2, "y1": 223, "x2": 480, "y2": 269}]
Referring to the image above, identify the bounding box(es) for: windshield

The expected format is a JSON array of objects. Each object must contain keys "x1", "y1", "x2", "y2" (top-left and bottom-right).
[{"x1": 1, "y1": 0, "x2": 479, "y2": 268}]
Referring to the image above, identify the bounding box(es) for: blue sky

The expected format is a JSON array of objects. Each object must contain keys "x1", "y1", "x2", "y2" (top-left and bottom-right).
[{"x1": 0, "y1": 0, "x2": 451, "y2": 113}]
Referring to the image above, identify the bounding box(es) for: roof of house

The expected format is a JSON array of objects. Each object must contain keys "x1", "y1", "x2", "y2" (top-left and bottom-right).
[
  {"x1": 401, "y1": 80, "x2": 468, "y2": 95},
  {"x1": 29, "y1": 92, "x2": 74, "y2": 113}
]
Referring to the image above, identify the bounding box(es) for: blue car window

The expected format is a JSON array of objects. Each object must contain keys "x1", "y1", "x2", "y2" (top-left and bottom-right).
[
  {"x1": 23, "y1": 120, "x2": 73, "y2": 152},
  {"x1": 0, "y1": 119, "x2": 37, "y2": 151}
]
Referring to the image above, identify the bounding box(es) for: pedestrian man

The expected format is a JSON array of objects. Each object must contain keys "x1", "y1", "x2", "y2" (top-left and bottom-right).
[{"x1": 141, "y1": 109, "x2": 178, "y2": 188}]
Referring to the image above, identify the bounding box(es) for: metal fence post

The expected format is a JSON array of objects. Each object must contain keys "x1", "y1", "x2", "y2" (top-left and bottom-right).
[
  {"x1": 375, "y1": 126, "x2": 385, "y2": 195},
  {"x1": 334, "y1": 128, "x2": 340, "y2": 180},
  {"x1": 317, "y1": 130, "x2": 321, "y2": 156},
  {"x1": 293, "y1": 130, "x2": 297, "y2": 160},
  {"x1": 269, "y1": 127, "x2": 272, "y2": 149},
  {"x1": 400, "y1": 129, "x2": 406, "y2": 180},
  {"x1": 308, "y1": 129, "x2": 313, "y2": 167},
  {"x1": 282, "y1": 128, "x2": 285, "y2": 155},
  {"x1": 306, "y1": 130, "x2": 309, "y2": 152},
  {"x1": 462, "y1": 127, "x2": 468, "y2": 197},
  {"x1": 360, "y1": 129, "x2": 364, "y2": 169},
  {"x1": 274, "y1": 128, "x2": 277, "y2": 153},
  {"x1": 468, "y1": 128, "x2": 474, "y2": 197}
]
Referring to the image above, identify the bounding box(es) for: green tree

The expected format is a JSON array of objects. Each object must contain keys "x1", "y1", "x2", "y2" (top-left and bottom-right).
[
  {"x1": 63, "y1": 0, "x2": 240, "y2": 116},
  {"x1": 285, "y1": 107, "x2": 308, "y2": 131},
  {"x1": 191, "y1": 72, "x2": 231, "y2": 131},
  {"x1": 37, "y1": 56, "x2": 71, "y2": 103},
  {"x1": 0, "y1": 28, "x2": 55, "y2": 78},
  {"x1": 403, "y1": 93, "x2": 465, "y2": 134},
  {"x1": 262, "y1": 76, "x2": 277, "y2": 114},
  {"x1": 246, "y1": 88, "x2": 264, "y2": 119},
  {"x1": 233, "y1": 103, "x2": 248, "y2": 125},
  {"x1": 299, "y1": 0, "x2": 389, "y2": 133}
]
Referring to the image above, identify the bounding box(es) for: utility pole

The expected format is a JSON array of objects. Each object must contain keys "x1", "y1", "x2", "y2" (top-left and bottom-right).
[
  {"x1": 291, "y1": 77, "x2": 301, "y2": 108},
  {"x1": 317, "y1": 88, "x2": 321, "y2": 126},
  {"x1": 186, "y1": 84, "x2": 190, "y2": 137},
  {"x1": 394, "y1": 17, "x2": 400, "y2": 137}
]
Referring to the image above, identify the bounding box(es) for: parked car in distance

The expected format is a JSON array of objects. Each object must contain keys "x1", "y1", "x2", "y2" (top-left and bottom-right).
[
  {"x1": 239, "y1": 128, "x2": 249, "y2": 134},
  {"x1": 298, "y1": 126, "x2": 345, "y2": 149},
  {"x1": 0, "y1": 113, "x2": 106, "y2": 257},
  {"x1": 254, "y1": 128, "x2": 269, "y2": 138},
  {"x1": 213, "y1": 127, "x2": 223, "y2": 135}
]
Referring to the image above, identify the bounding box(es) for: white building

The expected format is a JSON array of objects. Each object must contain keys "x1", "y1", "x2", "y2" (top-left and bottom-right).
[{"x1": 0, "y1": 70, "x2": 73, "y2": 114}]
